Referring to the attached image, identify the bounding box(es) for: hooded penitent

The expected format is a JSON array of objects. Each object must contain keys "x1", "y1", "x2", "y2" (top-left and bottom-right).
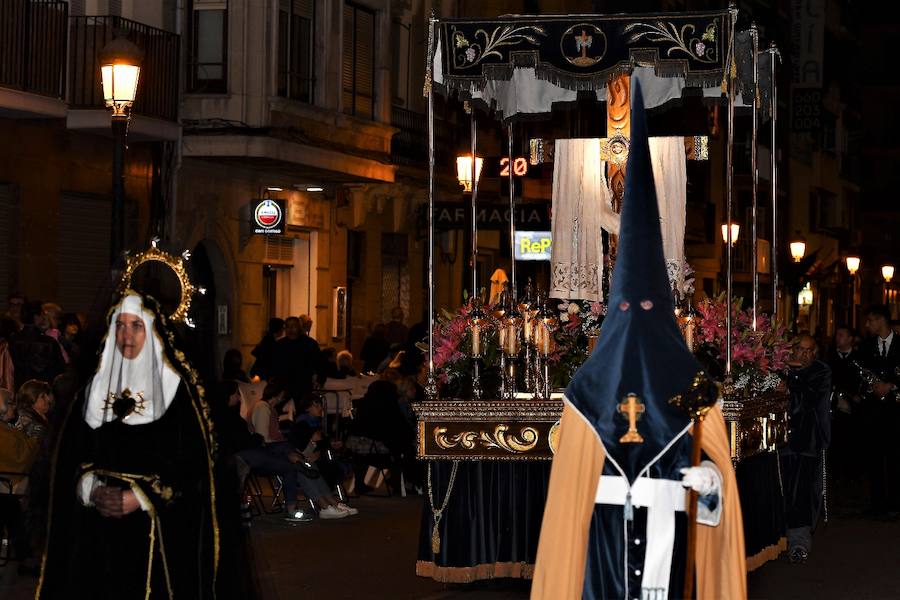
[{"x1": 531, "y1": 80, "x2": 746, "y2": 600}]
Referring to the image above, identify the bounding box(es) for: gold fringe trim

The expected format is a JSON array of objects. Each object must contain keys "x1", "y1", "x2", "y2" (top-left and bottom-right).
[
  {"x1": 745, "y1": 537, "x2": 786, "y2": 572},
  {"x1": 416, "y1": 560, "x2": 534, "y2": 583}
]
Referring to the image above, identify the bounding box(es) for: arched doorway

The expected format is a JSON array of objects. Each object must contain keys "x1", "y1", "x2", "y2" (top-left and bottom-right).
[{"x1": 189, "y1": 240, "x2": 233, "y2": 385}]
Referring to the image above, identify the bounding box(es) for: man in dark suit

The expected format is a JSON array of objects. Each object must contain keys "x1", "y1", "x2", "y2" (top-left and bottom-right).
[
  {"x1": 858, "y1": 304, "x2": 900, "y2": 518},
  {"x1": 827, "y1": 325, "x2": 860, "y2": 477},
  {"x1": 782, "y1": 334, "x2": 832, "y2": 563}
]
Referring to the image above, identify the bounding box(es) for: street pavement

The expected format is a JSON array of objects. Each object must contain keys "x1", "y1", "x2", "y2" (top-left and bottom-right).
[{"x1": 3, "y1": 492, "x2": 900, "y2": 599}]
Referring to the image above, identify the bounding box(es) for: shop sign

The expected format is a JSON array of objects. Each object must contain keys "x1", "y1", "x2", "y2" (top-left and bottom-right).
[
  {"x1": 252, "y1": 199, "x2": 285, "y2": 234},
  {"x1": 433, "y1": 201, "x2": 550, "y2": 230},
  {"x1": 514, "y1": 231, "x2": 552, "y2": 261}
]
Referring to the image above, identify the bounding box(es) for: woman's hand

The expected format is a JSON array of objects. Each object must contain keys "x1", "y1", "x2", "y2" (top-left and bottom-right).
[{"x1": 91, "y1": 486, "x2": 142, "y2": 518}]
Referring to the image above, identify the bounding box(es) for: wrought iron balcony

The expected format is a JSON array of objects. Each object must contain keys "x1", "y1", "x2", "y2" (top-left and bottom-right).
[
  {"x1": 0, "y1": 0, "x2": 67, "y2": 98},
  {"x1": 69, "y1": 16, "x2": 179, "y2": 122}
]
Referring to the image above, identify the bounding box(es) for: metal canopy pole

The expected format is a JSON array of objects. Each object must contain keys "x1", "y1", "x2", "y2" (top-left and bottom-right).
[
  {"x1": 507, "y1": 123, "x2": 516, "y2": 300},
  {"x1": 769, "y1": 41, "x2": 781, "y2": 321},
  {"x1": 424, "y1": 14, "x2": 438, "y2": 401},
  {"x1": 469, "y1": 109, "x2": 479, "y2": 300},
  {"x1": 750, "y1": 23, "x2": 759, "y2": 330},
  {"x1": 725, "y1": 7, "x2": 737, "y2": 380}
]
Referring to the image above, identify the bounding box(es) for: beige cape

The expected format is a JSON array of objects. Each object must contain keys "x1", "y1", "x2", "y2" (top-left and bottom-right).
[{"x1": 531, "y1": 401, "x2": 746, "y2": 600}]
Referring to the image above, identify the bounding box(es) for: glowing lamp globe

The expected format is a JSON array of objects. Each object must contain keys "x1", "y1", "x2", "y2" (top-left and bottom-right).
[{"x1": 99, "y1": 33, "x2": 144, "y2": 118}]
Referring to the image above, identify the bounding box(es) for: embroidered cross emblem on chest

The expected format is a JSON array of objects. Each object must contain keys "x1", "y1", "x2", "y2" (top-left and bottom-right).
[{"x1": 618, "y1": 393, "x2": 645, "y2": 443}]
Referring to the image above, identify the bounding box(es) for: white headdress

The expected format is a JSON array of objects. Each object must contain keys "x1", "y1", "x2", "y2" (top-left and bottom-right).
[{"x1": 84, "y1": 293, "x2": 181, "y2": 429}]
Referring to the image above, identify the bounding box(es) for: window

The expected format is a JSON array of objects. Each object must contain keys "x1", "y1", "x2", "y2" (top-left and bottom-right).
[
  {"x1": 278, "y1": 0, "x2": 315, "y2": 102},
  {"x1": 342, "y1": 3, "x2": 375, "y2": 119},
  {"x1": 188, "y1": 1, "x2": 227, "y2": 93}
]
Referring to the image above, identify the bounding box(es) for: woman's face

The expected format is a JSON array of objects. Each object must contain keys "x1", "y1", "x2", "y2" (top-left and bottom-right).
[
  {"x1": 115, "y1": 312, "x2": 147, "y2": 360},
  {"x1": 228, "y1": 391, "x2": 241, "y2": 407},
  {"x1": 34, "y1": 392, "x2": 52, "y2": 417},
  {"x1": 64, "y1": 323, "x2": 79, "y2": 339}
]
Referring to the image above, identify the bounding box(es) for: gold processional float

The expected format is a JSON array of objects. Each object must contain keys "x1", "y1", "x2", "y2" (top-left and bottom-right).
[
  {"x1": 415, "y1": 11, "x2": 788, "y2": 466},
  {"x1": 414, "y1": 8, "x2": 791, "y2": 579}
]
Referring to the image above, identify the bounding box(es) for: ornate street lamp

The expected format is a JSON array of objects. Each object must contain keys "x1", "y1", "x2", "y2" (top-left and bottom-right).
[
  {"x1": 798, "y1": 282, "x2": 813, "y2": 306},
  {"x1": 789, "y1": 231, "x2": 807, "y2": 263},
  {"x1": 720, "y1": 222, "x2": 740, "y2": 246},
  {"x1": 99, "y1": 32, "x2": 144, "y2": 265},
  {"x1": 456, "y1": 154, "x2": 484, "y2": 193},
  {"x1": 883, "y1": 264, "x2": 895, "y2": 283},
  {"x1": 846, "y1": 256, "x2": 861, "y2": 276}
]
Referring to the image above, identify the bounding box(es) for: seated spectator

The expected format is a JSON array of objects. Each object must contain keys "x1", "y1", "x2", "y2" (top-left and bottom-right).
[
  {"x1": 240, "y1": 383, "x2": 357, "y2": 521},
  {"x1": 14, "y1": 380, "x2": 52, "y2": 442},
  {"x1": 349, "y1": 370, "x2": 418, "y2": 493},
  {"x1": 223, "y1": 348, "x2": 249, "y2": 383},
  {"x1": 0, "y1": 387, "x2": 38, "y2": 483},
  {"x1": 288, "y1": 395, "x2": 351, "y2": 490},
  {"x1": 0, "y1": 387, "x2": 38, "y2": 566},
  {"x1": 318, "y1": 347, "x2": 338, "y2": 384},
  {"x1": 335, "y1": 350, "x2": 357, "y2": 379},
  {"x1": 9, "y1": 301, "x2": 64, "y2": 385}
]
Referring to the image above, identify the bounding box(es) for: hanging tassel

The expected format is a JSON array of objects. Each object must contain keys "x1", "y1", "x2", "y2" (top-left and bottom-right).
[
  {"x1": 431, "y1": 522, "x2": 442, "y2": 554},
  {"x1": 624, "y1": 490, "x2": 634, "y2": 521}
]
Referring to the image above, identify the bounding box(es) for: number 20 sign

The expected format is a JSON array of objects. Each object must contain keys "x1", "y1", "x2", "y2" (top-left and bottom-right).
[{"x1": 500, "y1": 157, "x2": 528, "y2": 177}]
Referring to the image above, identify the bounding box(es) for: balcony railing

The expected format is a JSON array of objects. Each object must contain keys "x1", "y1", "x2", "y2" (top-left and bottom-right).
[
  {"x1": 390, "y1": 106, "x2": 459, "y2": 168},
  {"x1": 69, "y1": 16, "x2": 179, "y2": 121},
  {"x1": 0, "y1": 0, "x2": 67, "y2": 98}
]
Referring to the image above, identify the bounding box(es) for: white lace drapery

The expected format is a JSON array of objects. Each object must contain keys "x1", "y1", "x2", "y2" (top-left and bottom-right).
[
  {"x1": 550, "y1": 139, "x2": 619, "y2": 302},
  {"x1": 648, "y1": 137, "x2": 688, "y2": 295}
]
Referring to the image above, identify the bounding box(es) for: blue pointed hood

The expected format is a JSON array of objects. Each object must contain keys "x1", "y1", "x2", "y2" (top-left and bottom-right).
[{"x1": 565, "y1": 80, "x2": 713, "y2": 480}]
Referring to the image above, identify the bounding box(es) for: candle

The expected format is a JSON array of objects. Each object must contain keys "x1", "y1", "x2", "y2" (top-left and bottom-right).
[
  {"x1": 684, "y1": 318, "x2": 694, "y2": 352},
  {"x1": 538, "y1": 323, "x2": 551, "y2": 355},
  {"x1": 504, "y1": 323, "x2": 519, "y2": 355},
  {"x1": 471, "y1": 325, "x2": 481, "y2": 356}
]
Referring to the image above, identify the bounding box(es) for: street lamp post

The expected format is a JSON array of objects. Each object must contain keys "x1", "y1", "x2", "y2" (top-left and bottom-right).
[
  {"x1": 846, "y1": 256, "x2": 860, "y2": 328},
  {"x1": 99, "y1": 32, "x2": 144, "y2": 265}
]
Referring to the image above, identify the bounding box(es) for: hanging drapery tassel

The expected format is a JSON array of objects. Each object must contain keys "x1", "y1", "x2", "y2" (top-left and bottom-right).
[{"x1": 426, "y1": 460, "x2": 460, "y2": 555}]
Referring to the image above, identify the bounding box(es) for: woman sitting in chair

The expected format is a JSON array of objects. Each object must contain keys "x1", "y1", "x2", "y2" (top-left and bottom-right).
[{"x1": 239, "y1": 382, "x2": 357, "y2": 521}]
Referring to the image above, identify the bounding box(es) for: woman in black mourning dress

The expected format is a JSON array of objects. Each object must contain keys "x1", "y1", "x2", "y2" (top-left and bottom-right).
[{"x1": 37, "y1": 291, "x2": 219, "y2": 599}]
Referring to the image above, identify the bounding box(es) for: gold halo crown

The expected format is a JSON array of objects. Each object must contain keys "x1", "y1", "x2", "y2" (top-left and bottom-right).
[{"x1": 117, "y1": 241, "x2": 200, "y2": 325}]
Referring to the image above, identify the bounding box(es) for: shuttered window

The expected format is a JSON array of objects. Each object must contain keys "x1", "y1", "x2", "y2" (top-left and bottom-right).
[
  {"x1": 278, "y1": 0, "x2": 315, "y2": 102},
  {"x1": 58, "y1": 194, "x2": 111, "y2": 313},
  {"x1": 0, "y1": 186, "x2": 18, "y2": 303},
  {"x1": 187, "y1": 0, "x2": 228, "y2": 93},
  {"x1": 342, "y1": 3, "x2": 375, "y2": 119}
]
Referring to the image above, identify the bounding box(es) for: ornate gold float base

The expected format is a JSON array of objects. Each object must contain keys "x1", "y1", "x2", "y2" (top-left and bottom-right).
[
  {"x1": 415, "y1": 560, "x2": 534, "y2": 583},
  {"x1": 414, "y1": 393, "x2": 789, "y2": 462},
  {"x1": 414, "y1": 400, "x2": 563, "y2": 461}
]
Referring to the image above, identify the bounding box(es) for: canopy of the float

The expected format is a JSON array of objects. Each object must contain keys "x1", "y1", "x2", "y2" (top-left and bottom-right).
[{"x1": 426, "y1": 9, "x2": 770, "y2": 120}]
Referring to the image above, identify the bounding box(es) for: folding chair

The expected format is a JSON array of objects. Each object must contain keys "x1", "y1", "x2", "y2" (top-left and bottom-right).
[{"x1": 244, "y1": 472, "x2": 286, "y2": 514}]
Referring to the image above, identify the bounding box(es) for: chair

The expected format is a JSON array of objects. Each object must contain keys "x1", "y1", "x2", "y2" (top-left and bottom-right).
[{"x1": 244, "y1": 472, "x2": 285, "y2": 515}]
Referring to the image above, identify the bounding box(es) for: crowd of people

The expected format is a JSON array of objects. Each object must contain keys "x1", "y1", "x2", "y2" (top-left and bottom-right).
[
  {"x1": 0, "y1": 287, "x2": 427, "y2": 585},
  {"x1": 0, "y1": 294, "x2": 84, "y2": 575},
  {"x1": 213, "y1": 308, "x2": 427, "y2": 523}
]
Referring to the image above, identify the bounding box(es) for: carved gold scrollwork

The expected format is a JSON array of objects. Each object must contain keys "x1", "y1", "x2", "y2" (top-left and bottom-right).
[{"x1": 434, "y1": 425, "x2": 540, "y2": 454}]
